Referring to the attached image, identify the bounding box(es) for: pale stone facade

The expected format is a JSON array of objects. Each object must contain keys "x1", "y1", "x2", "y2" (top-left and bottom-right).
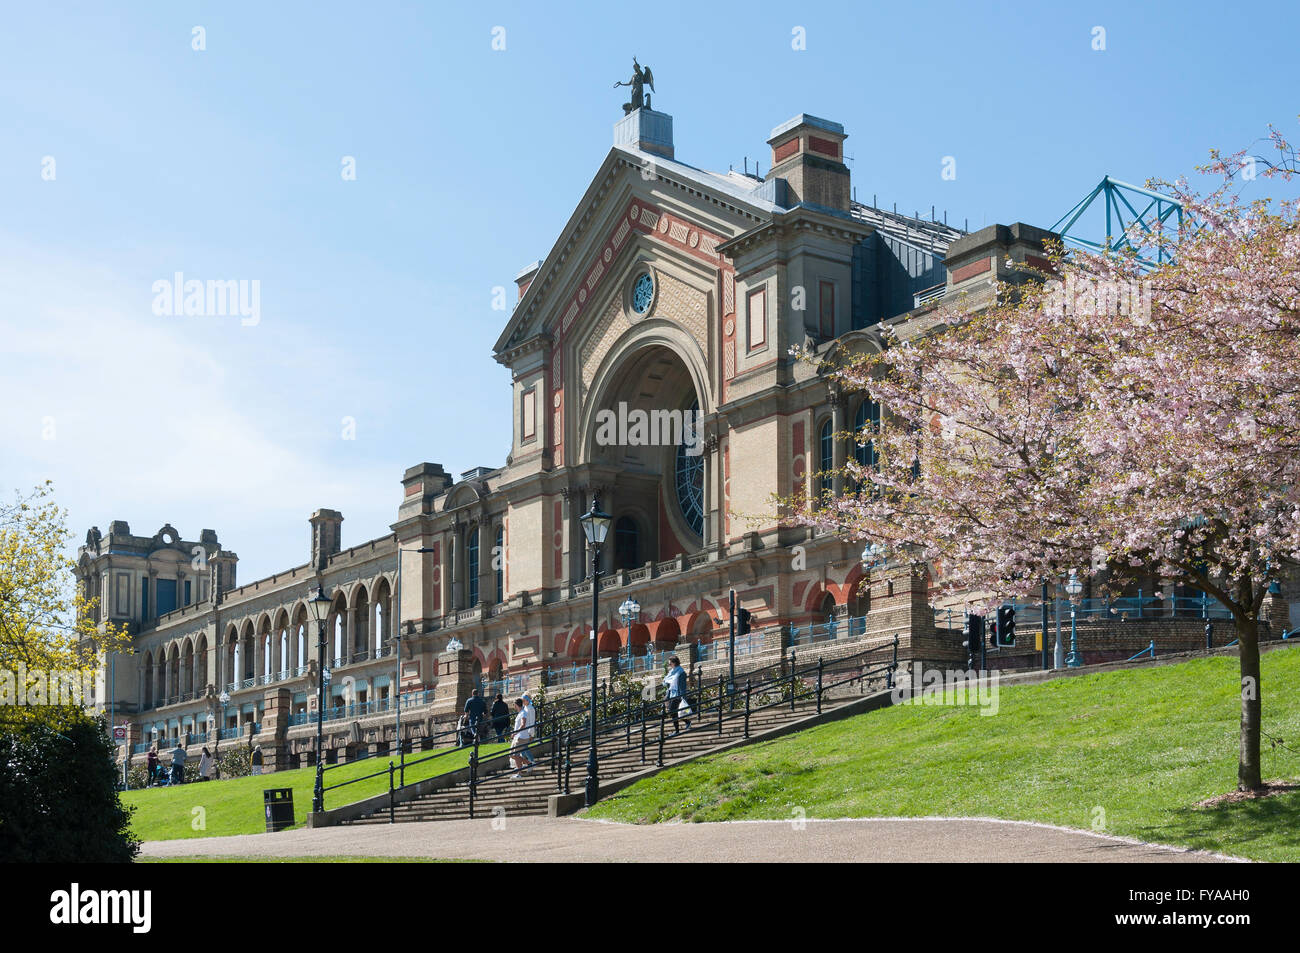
[{"x1": 86, "y1": 107, "x2": 1058, "y2": 768}]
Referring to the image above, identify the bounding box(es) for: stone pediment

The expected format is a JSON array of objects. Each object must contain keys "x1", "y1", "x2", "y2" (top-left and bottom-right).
[{"x1": 494, "y1": 149, "x2": 765, "y2": 365}]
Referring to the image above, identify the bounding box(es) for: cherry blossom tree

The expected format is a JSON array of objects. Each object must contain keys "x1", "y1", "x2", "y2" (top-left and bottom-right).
[{"x1": 797, "y1": 128, "x2": 1300, "y2": 791}]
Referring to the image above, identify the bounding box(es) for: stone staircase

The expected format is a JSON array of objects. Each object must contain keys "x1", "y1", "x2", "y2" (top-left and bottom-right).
[{"x1": 342, "y1": 696, "x2": 839, "y2": 825}]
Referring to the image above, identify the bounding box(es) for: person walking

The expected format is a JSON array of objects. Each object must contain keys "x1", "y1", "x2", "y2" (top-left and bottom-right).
[
  {"x1": 145, "y1": 745, "x2": 159, "y2": 786},
  {"x1": 170, "y1": 740, "x2": 186, "y2": 785},
  {"x1": 251, "y1": 744, "x2": 264, "y2": 776},
  {"x1": 508, "y1": 698, "x2": 535, "y2": 777},
  {"x1": 464, "y1": 689, "x2": 487, "y2": 741},
  {"x1": 456, "y1": 712, "x2": 473, "y2": 747},
  {"x1": 198, "y1": 746, "x2": 213, "y2": 782},
  {"x1": 664, "y1": 656, "x2": 692, "y2": 735},
  {"x1": 490, "y1": 693, "x2": 510, "y2": 744},
  {"x1": 521, "y1": 692, "x2": 536, "y2": 733}
]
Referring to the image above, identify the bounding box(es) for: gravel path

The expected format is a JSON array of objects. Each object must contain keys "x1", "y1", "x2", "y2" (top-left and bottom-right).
[{"x1": 139, "y1": 816, "x2": 1240, "y2": 863}]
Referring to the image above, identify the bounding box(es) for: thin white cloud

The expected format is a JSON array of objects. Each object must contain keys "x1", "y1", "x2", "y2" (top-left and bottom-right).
[{"x1": 0, "y1": 245, "x2": 401, "y2": 580}]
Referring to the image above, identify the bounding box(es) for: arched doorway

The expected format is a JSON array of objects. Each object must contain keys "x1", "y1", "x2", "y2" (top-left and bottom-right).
[{"x1": 584, "y1": 342, "x2": 707, "y2": 565}]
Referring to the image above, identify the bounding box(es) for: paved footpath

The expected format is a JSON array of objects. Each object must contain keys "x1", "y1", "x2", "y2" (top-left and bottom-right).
[{"x1": 140, "y1": 816, "x2": 1240, "y2": 863}]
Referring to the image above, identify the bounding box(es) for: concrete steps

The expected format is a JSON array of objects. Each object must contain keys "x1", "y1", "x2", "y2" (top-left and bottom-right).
[{"x1": 341, "y1": 699, "x2": 830, "y2": 824}]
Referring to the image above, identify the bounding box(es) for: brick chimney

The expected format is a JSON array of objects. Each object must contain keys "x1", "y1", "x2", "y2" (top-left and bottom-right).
[
  {"x1": 515, "y1": 261, "x2": 542, "y2": 301},
  {"x1": 944, "y1": 223, "x2": 1059, "y2": 303},
  {"x1": 766, "y1": 114, "x2": 850, "y2": 211},
  {"x1": 309, "y1": 509, "x2": 344, "y2": 571},
  {"x1": 208, "y1": 551, "x2": 238, "y2": 604}
]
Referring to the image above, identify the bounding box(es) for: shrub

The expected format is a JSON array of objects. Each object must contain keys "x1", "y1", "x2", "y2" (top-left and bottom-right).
[
  {"x1": 0, "y1": 708, "x2": 139, "y2": 861},
  {"x1": 216, "y1": 746, "x2": 251, "y2": 779}
]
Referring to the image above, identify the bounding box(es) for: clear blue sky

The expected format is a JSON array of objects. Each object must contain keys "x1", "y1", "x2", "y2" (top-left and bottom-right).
[{"x1": 2, "y1": 1, "x2": 1296, "y2": 582}]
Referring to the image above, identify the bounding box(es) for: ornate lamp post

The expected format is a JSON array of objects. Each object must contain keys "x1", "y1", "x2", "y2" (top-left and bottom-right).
[
  {"x1": 307, "y1": 586, "x2": 332, "y2": 814},
  {"x1": 1065, "y1": 571, "x2": 1084, "y2": 668},
  {"x1": 619, "y1": 596, "x2": 641, "y2": 662},
  {"x1": 216, "y1": 690, "x2": 230, "y2": 755},
  {"x1": 579, "y1": 494, "x2": 612, "y2": 808}
]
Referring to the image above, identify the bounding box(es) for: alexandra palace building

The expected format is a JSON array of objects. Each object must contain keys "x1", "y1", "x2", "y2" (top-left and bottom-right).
[{"x1": 83, "y1": 105, "x2": 1069, "y2": 766}]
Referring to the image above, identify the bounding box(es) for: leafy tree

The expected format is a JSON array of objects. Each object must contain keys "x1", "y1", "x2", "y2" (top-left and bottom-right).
[
  {"x1": 1, "y1": 481, "x2": 129, "y2": 678},
  {"x1": 0, "y1": 707, "x2": 139, "y2": 861},
  {"x1": 0, "y1": 483, "x2": 135, "y2": 858},
  {"x1": 794, "y1": 127, "x2": 1300, "y2": 791}
]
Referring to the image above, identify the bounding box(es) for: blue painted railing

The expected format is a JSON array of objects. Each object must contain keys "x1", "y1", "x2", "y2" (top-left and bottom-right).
[
  {"x1": 791, "y1": 615, "x2": 870, "y2": 646},
  {"x1": 935, "y1": 592, "x2": 1233, "y2": 630}
]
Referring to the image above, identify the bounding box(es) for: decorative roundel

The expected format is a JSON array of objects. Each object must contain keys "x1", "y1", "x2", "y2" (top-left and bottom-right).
[
  {"x1": 603, "y1": 247, "x2": 612, "y2": 263},
  {"x1": 724, "y1": 318, "x2": 735, "y2": 336},
  {"x1": 631, "y1": 273, "x2": 655, "y2": 315},
  {"x1": 578, "y1": 288, "x2": 587, "y2": 303},
  {"x1": 658, "y1": 218, "x2": 669, "y2": 233},
  {"x1": 553, "y1": 392, "x2": 561, "y2": 408},
  {"x1": 630, "y1": 205, "x2": 640, "y2": 220},
  {"x1": 689, "y1": 231, "x2": 699, "y2": 248}
]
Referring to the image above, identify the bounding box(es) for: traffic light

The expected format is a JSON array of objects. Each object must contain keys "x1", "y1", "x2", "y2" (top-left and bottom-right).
[
  {"x1": 737, "y1": 608, "x2": 752, "y2": 635},
  {"x1": 962, "y1": 614, "x2": 986, "y2": 668},
  {"x1": 995, "y1": 604, "x2": 1016, "y2": 646}
]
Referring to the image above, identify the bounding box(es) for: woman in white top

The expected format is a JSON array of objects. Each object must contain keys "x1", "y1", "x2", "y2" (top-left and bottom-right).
[
  {"x1": 198, "y1": 746, "x2": 214, "y2": 781},
  {"x1": 509, "y1": 699, "x2": 534, "y2": 777}
]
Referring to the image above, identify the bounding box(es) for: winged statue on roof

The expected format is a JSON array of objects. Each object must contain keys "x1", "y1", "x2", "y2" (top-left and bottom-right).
[{"x1": 614, "y1": 57, "x2": 654, "y2": 113}]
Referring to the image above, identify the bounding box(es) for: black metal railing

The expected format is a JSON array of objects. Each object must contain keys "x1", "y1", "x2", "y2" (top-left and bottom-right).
[
  {"x1": 462, "y1": 637, "x2": 900, "y2": 817},
  {"x1": 320, "y1": 637, "x2": 899, "y2": 819}
]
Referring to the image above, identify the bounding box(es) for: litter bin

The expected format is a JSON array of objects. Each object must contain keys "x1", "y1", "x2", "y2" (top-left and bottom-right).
[{"x1": 263, "y1": 788, "x2": 294, "y2": 833}]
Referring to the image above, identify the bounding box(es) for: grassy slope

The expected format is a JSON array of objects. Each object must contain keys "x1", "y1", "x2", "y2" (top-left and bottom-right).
[
  {"x1": 125, "y1": 742, "x2": 506, "y2": 841},
  {"x1": 586, "y1": 648, "x2": 1300, "y2": 861}
]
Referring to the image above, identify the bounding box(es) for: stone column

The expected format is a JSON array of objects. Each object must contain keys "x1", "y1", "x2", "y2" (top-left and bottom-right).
[
  {"x1": 432, "y1": 648, "x2": 476, "y2": 719},
  {"x1": 830, "y1": 387, "x2": 847, "y2": 497},
  {"x1": 336, "y1": 609, "x2": 347, "y2": 665},
  {"x1": 560, "y1": 489, "x2": 574, "y2": 589},
  {"x1": 261, "y1": 687, "x2": 294, "y2": 772},
  {"x1": 600, "y1": 486, "x2": 616, "y2": 576},
  {"x1": 163, "y1": 645, "x2": 172, "y2": 703}
]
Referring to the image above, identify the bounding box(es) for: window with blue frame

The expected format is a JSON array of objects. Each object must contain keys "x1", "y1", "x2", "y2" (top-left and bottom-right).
[
  {"x1": 853, "y1": 399, "x2": 880, "y2": 493},
  {"x1": 614, "y1": 516, "x2": 639, "y2": 570},
  {"x1": 155, "y1": 578, "x2": 178, "y2": 617}
]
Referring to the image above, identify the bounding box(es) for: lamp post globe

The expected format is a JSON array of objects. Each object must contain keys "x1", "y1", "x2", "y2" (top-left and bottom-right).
[{"x1": 579, "y1": 494, "x2": 611, "y2": 808}]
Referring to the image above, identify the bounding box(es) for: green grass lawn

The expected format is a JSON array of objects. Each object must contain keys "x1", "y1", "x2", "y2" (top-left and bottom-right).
[
  {"x1": 586, "y1": 647, "x2": 1300, "y2": 861},
  {"x1": 125, "y1": 742, "x2": 506, "y2": 841}
]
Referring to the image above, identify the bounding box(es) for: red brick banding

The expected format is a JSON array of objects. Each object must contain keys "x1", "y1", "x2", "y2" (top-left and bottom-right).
[{"x1": 950, "y1": 257, "x2": 991, "y2": 284}]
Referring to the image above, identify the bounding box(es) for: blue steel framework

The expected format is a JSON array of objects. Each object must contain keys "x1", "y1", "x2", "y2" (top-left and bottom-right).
[{"x1": 1051, "y1": 176, "x2": 1188, "y2": 267}]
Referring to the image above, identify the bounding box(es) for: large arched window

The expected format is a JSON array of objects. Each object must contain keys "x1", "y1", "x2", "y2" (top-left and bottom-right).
[
  {"x1": 494, "y1": 526, "x2": 504, "y2": 604},
  {"x1": 818, "y1": 417, "x2": 834, "y2": 496},
  {"x1": 614, "y1": 516, "x2": 639, "y2": 570},
  {"x1": 675, "y1": 400, "x2": 704, "y2": 537},
  {"x1": 467, "y1": 528, "x2": 480, "y2": 607}
]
